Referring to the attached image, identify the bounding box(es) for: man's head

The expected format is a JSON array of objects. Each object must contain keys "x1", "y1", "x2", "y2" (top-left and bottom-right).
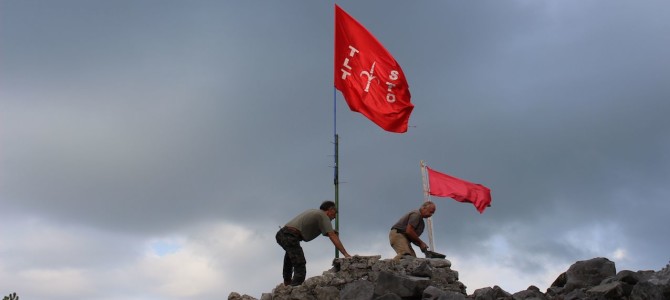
[
  {"x1": 419, "y1": 201, "x2": 436, "y2": 218},
  {"x1": 320, "y1": 200, "x2": 338, "y2": 220}
]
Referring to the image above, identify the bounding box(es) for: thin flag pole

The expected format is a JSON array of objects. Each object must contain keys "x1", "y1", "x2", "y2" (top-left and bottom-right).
[
  {"x1": 420, "y1": 160, "x2": 435, "y2": 251},
  {"x1": 334, "y1": 86, "x2": 340, "y2": 259}
]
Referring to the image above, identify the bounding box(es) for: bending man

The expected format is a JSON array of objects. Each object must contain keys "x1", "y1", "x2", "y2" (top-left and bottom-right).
[
  {"x1": 389, "y1": 201, "x2": 436, "y2": 259},
  {"x1": 275, "y1": 201, "x2": 351, "y2": 286}
]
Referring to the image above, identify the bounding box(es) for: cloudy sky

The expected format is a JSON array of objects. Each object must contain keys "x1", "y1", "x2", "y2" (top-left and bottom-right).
[{"x1": 2, "y1": 1, "x2": 669, "y2": 299}]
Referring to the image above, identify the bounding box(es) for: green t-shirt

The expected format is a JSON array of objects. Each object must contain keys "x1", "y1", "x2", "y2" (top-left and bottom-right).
[
  {"x1": 391, "y1": 209, "x2": 425, "y2": 236},
  {"x1": 285, "y1": 209, "x2": 334, "y2": 241}
]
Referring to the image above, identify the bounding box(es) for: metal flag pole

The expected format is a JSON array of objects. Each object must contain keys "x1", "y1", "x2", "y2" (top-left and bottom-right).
[
  {"x1": 420, "y1": 160, "x2": 435, "y2": 251},
  {"x1": 333, "y1": 86, "x2": 340, "y2": 259}
]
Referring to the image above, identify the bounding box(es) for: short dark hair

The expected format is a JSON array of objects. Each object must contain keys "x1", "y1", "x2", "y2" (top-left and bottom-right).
[{"x1": 320, "y1": 200, "x2": 336, "y2": 211}]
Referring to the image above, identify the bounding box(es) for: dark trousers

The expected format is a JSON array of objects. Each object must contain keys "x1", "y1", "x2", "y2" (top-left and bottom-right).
[{"x1": 275, "y1": 227, "x2": 306, "y2": 285}]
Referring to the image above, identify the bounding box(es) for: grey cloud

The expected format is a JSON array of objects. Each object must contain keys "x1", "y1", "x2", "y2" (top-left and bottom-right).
[{"x1": 1, "y1": 1, "x2": 669, "y2": 299}]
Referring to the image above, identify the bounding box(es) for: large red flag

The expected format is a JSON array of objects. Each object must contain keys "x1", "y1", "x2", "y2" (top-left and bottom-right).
[
  {"x1": 334, "y1": 5, "x2": 413, "y2": 133},
  {"x1": 427, "y1": 167, "x2": 492, "y2": 214}
]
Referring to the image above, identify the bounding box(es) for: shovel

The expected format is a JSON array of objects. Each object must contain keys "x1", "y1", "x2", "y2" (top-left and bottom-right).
[{"x1": 422, "y1": 248, "x2": 446, "y2": 259}]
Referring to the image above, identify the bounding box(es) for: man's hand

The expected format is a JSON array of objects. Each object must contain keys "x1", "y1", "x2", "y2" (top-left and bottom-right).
[{"x1": 419, "y1": 242, "x2": 428, "y2": 252}]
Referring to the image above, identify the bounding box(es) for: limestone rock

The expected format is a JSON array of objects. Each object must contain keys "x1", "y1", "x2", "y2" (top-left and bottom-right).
[
  {"x1": 586, "y1": 281, "x2": 626, "y2": 299},
  {"x1": 471, "y1": 285, "x2": 512, "y2": 300},
  {"x1": 629, "y1": 281, "x2": 669, "y2": 300},
  {"x1": 340, "y1": 279, "x2": 374, "y2": 300},
  {"x1": 374, "y1": 293, "x2": 402, "y2": 300},
  {"x1": 563, "y1": 257, "x2": 616, "y2": 293},
  {"x1": 227, "y1": 292, "x2": 258, "y2": 300},
  {"x1": 373, "y1": 270, "x2": 431, "y2": 298},
  {"x1": 512, "y1": 285, "x2": 547, "y2": 300}
]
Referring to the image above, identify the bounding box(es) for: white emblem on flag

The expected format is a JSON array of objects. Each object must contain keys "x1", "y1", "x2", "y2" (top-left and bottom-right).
[{"x1": 359, "y1": 62, "x2": 379, "y2": 93}]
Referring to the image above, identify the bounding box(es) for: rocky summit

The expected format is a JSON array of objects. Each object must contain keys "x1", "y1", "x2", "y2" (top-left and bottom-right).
[{"x1": 229, "y1": 256, "x2": 670, "y2": 300}]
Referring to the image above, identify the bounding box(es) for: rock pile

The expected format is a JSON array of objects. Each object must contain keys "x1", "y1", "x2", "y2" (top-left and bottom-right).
[
  {"x1": 229, "y1": 256, "x2": 670, "y2": 300},
  {"x1": 541, "y1": 257, "x2": 670, "y2": 300},
  {"x1": 230, "y1": 255, "x2": 464, "y2": 300}
]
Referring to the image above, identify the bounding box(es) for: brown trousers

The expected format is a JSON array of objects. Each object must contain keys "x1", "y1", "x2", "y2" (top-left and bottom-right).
[{"x1": 389, "y1": 229, "x2": 416, "y2": 260}]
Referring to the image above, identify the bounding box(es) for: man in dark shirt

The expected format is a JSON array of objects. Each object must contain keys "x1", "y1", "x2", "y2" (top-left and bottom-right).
[
  {"x1": 276, "y1": 201, "x2": 351, "y2": 286},
  {"x1": 389, "y1": 201, "x2": 436, "y2": 259}
]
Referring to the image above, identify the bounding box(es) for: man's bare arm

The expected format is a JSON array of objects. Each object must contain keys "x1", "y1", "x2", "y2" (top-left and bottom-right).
[
  {"x1": 405, "y1": 225, "x2": 428, "y2": 251},
  {"x1": 327, "y1": 231, "x2": 352, "y2": 257}
]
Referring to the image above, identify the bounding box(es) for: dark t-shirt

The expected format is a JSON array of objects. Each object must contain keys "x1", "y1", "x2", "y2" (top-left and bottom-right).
[{"x1": 391, "y1": 209, "x2": 425, "y2": 236}]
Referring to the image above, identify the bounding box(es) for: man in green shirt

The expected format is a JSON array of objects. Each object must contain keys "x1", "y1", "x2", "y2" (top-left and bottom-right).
[
  {"x1": 389, "y1": 201, "x2": 436, "y2": 259},
  {"x1": 275, "y1": 201, "x2": 351, "y2": 286}
]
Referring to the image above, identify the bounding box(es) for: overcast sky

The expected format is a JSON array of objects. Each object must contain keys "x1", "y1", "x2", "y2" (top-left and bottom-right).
[{"x1": 2, "y1": 1, "x2": 669, "y2": 299}]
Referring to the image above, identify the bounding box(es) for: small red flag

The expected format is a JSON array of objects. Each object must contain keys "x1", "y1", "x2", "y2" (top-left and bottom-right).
[
  {"x1": 427, "y1": 167, "x2": 492, "y2": 214},
  {"x1": 334, "y1": 5, "x2": 413, "y2": 133}
]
